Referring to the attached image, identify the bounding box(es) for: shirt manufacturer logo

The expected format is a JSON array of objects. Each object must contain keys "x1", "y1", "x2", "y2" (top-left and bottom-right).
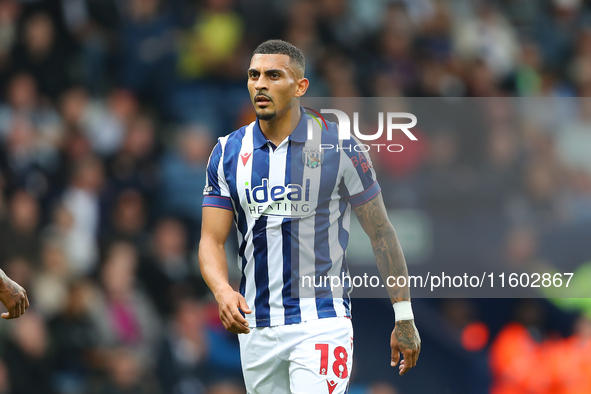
[
  {"x1": 326, "y1": 379, "x2": 337, "y2": 394},
  {"x1": 241, "y1": 151, "x2": 252, "y2": 165}
]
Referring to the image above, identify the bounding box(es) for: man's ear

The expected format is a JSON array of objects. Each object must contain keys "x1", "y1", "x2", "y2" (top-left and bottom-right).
[{"x1": 295, "y1": 78, "x2": 309, "y2": 98}]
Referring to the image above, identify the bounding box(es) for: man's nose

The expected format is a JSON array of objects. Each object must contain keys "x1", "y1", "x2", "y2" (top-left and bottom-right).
[{"x1": 254, "y1": 75, "x2": 268, "y2": 91}]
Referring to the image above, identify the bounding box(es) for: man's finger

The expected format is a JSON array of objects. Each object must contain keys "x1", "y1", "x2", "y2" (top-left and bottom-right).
[
  {"x1": 20, "y1": 300, "x2": 25, "y2": 316},
  {"x1": 400, "y1": 350, "x2": 414, "y2": 374},
  {"x1": 238, "y1": 296, "x2": 252, "y2": 314},
  {"x1": 405, "y1": 349, "x2": 414, "y2": 369},
  {"x1": 390, "y1": 342, "x2": 400, "y2": 367},
  {"x1": 1, "y1": 312, "x2": 9, "y2": 320},
  {"x1": 399, "y1": 352, "x2": 410, "y2": 375},
  {"x1": 226, "y1": 325, "x2": 240, "y2": 334},
  {"x1": 219, "y1": 311, "x2": 230, "y2": 329},
  {"x1": 231, "y1": 308, "x2": 249, "y2": 327},
  {"x1": 230, "y1": 318, "x2": 249, "y2": 332},
  {"x1": 10, "y1": 305, "x2": 18, "y2": 319},
  {"x1": 229, "y1": 309, "x2": 250, "y2": 333},
  {"x1": 25, "y1": 296, "x2": 29, "y2": 309},
  {"x1": 399, "y1": 360, "x2": 409, "y2": 375},
  {"x1": 222, "y1": 308, "x2": 249, "y2": 334},
  {"x1": 230, "y1": 318, "x2": 250, "y2": 333}
]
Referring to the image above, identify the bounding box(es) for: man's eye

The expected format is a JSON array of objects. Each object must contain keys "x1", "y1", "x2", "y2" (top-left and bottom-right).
[{"x1": 272, "y1": 73, "x2": 279, "y2": 78}]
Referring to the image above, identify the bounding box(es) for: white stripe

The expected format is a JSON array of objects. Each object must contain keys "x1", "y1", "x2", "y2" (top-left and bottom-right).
[
  {"x1": 327, "y1": 182, "x2": 346, "y2": 316},
  {"x1": 298, "y1": 129, "x2": 324, "y2": 322},
  {"x1": 217, "y1": 136, "x2": 231, "y2": 197},
  {"x1": 341, "y1": 205, "x2": 353, "y2": 298},
  {"x1": 235, "y1": 124, "x2": 256, "y2": 325},
  {"x1": 338, "y1": 148, "x2": 354, "y2": 300},
  {"x1": 266, "y1": 142, "x2": 288, "y2": 326}
]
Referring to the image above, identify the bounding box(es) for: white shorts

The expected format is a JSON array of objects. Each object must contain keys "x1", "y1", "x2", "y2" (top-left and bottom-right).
[{"x1": 238, "y1": 317, "x2": 354, "y2": 394}]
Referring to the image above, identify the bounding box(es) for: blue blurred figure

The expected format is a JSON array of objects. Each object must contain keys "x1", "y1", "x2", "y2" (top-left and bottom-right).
[{"x1": 160, "y1": 125, "x2": 214, "y2": 238}]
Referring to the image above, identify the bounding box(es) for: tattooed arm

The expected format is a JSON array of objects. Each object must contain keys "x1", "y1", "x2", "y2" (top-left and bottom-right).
[
  {"x1": 353, "y1": 192, "x2": 420, "y2": 375},
  {"x1": 0, "y1": 269, "x2": 29, "y2": 319}
]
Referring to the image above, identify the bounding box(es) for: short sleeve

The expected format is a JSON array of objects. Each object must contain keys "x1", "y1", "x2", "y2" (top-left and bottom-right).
[
  {"x1": 203, "y1": 140, "x2": 233, "y2": 211},
  {"x1": 340, "y1": 137, "x2": 381, "y2": 207}
]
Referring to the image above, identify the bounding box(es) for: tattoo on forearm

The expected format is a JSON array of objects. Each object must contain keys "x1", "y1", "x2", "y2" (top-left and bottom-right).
[{"x1": 354, "y1": 194, "x2": 410, "y2": 303}]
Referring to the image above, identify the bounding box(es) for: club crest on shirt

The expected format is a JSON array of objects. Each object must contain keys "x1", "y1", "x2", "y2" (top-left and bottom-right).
[{"x1": 302, "y1": 147, "x2": 324, "y2": 169}]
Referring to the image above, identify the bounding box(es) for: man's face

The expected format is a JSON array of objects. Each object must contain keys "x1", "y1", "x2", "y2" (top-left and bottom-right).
[{"x1": 247, "y1": 54, "x2": 303, "y2": 121}]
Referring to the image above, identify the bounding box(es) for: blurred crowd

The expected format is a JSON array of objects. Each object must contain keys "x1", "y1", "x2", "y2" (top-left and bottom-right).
[{"x1": 1, "y1": 0, "x2": 591, "y2": 393}]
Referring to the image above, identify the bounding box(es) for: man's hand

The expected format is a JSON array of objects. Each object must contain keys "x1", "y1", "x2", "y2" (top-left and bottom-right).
[
  {"x1": 0, "y1": 272, "x2": 30, "y2": 319},
  {"x1": 215, "y1": 285, "x2": 252, "y2": 334},
  {"x1": 390, "y1": 320, "x2": 420, "y2": 375}
]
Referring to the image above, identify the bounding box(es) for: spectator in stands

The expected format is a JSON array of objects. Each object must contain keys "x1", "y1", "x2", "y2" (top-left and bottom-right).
[
  {"x1": 0, "y1": 0, "x2": 21, "y2": 91},
  {"x1": 61, "y1": 155, "x2": 105, "y2": 276},
  {"x1": 452, "y1": 2, "x2": 519, "y2": 79},
  {"x1": 160, "y1": 125, "x2": 213, "y2": 236},
  {"x1": 0, "y1": 73, "x2": 61, "y2": 137},
  {"x1": 59, "y1": 86, "x2": 125, "y2": 157},
  {"x1": 30, "y1": 238, "x2": 70, "y2": 318},
  {"x1": 10, "y1": 12, "x2": 70, "y2": 99},
  {"x1": 118, "y1": 0, "x2": 176, "y2": 107},
  {"x1": 88, "y1": 347, "x2": 160, "y2": 394},
  {"x1": 178, "y1": 0, "x2": 244, "y2": 81},
  {"x1": 101, "y1": 188, "x2": 149, "y2": 256},
  {"x1": 106, "y1": 113, "x2": 159, "y2": 198},
  {"x1": 0, "y1": 190, "x2": 41, "y2": 266},
  {"x1": 48, "y1": 279, "x2": 100, "y2": 394},
  {"x1": 138, "y1": 218, "x2": 207, "y2": 317},
  {"x1": 61, "y1": 0, "x2": 120, "y2": 95},
  {"x1": 90, "y1": 242, "x2": 161, "y2": 360},
  {"x1": 156, "y1": 297, "x2": 210, "y2": 394},
  {"x1": 4, "y1": 311, "x2": 57, "y2": 394}
]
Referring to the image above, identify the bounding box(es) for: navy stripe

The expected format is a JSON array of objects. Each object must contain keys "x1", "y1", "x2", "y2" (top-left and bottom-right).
[
  {"x1": 251, "y1": 143, "x2": 271, "y2": 325},
  {"x1": 349, "y1": 180, "x2": 381, "y2": 207},
  {"x1": 283, "y1": 141, "x2": 302, "y2": 324},
  {"x1": 337, "y1": 180, "x2": 352, "y2": 317},
  {"x1": 205, "y1": 141, "x2": 223, "y2": 194},
  {"x1": 202, "y1": 195, "x2": 233, "y2": 210},
  {"x1": 314, "y1": 122, "x2": 340, "y2": 318},
  {"x1": 252, "y1": 216, "x2": 270, "y2": 324}
]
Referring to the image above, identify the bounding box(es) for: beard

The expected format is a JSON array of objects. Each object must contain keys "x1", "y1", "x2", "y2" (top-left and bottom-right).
[{"x1": 256, "y1": 109, "x2": 276, "y2": 121}]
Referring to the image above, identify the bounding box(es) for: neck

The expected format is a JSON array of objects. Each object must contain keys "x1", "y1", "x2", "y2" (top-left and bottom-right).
[{"x1": 259, "y1": 104, "x2": 301, "y2": 147}]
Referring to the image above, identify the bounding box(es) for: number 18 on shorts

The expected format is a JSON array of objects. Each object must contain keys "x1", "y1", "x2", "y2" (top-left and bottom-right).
[{"x1": 238, "y1": 317, "x2": 354, "y2": 394}]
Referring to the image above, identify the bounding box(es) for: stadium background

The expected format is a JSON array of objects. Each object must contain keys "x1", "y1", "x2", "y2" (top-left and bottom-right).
[{"x1": 1, "y1": 0, "x2": 591, "y2": 393}]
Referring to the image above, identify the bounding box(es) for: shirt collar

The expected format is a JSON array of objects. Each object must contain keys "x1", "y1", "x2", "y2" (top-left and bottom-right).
[{"x1": 252, "y1": 106, "x2": 309, "y2": 149}]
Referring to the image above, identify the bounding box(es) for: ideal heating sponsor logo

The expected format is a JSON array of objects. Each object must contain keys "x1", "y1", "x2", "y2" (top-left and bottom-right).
[
  {"x1": 244, "y1": 178, "x2": 312, "y2": 218},
  {"x1": 304, "y1": 107, "x2": 417, "y2": 152}
]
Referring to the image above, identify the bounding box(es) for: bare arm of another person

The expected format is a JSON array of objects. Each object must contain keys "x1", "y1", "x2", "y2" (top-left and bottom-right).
[
  {"x1": 0, "y1": 269, "x2": 29, "y2": 319},
  {"x1": 354, "y1": 193, "x2": 421, "y2": 375},
  {"x1": 199, "y1": 207, "x2": 251, "y2": 334}
]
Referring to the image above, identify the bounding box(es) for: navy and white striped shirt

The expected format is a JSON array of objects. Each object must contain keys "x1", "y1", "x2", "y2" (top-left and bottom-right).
[{"x1": 203, "y1": 108, "x2": 380, "y2": 327}]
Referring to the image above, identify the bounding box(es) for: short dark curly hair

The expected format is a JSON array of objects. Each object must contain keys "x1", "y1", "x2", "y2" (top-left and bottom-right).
[{"x1": 253, "y1": 39, "x2": 305, "y2": 76}]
